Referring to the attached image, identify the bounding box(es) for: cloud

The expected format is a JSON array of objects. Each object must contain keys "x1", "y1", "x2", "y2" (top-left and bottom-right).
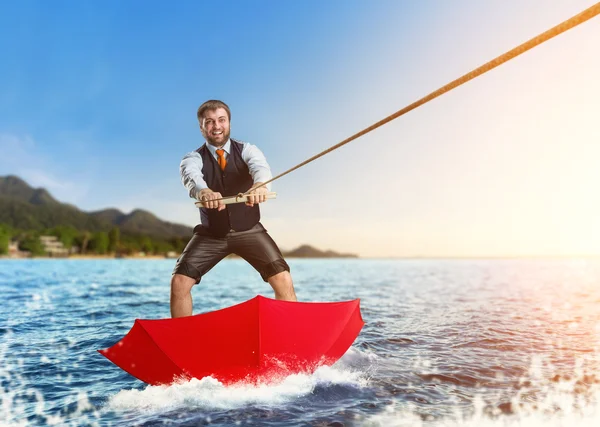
[
  {"x1": 0, "y1": 133, "x2": 90, "y2": 204},
  {"x1": 20, "y1": 168, "x2": 90, "y2": 200},
  {"x1": 0, "y1": 133, "x2": 35, "y2": 164}
]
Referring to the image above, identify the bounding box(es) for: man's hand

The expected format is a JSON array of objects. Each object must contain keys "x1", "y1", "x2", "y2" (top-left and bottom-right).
[
  {"x1": 197, "y1": 189, "x2": 225, "y2": 211},
  {"x1": 246, "y1": 183, "x2": 268, "y2": 206}
]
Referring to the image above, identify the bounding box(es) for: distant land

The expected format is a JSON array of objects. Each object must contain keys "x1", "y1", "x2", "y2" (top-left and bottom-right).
[
  {"x1": 0, "y1": 175, "x2": 191, "y2": 238},
  {"x1": 284, "y1": 244, "x2": 357, "y2": 258},
  {"x1": 0, "y1": 175, "x2": 357, "y2": 258}
]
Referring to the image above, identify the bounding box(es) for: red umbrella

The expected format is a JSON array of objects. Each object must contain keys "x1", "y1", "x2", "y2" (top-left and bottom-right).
[{"x1": 98, "y1": 295, "x2": 364, "y2": 385}]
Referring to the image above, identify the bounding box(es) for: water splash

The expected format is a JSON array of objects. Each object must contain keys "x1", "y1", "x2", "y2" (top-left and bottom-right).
[
  {"x1": 364, "y1": 355, "x2": 600, "y2": 427},
  {"x1": 107, "y1": 362, "x2": 368, "y2": 413}
]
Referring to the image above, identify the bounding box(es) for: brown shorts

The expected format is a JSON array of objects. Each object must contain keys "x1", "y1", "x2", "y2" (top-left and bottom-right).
[{"x1": 172, "y1": 223, "x2": 290, "y2": 283}]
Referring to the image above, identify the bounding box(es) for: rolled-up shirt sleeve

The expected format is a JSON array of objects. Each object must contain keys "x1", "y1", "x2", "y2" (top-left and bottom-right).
[
  {"x1": 180, "y1": 152, "x2": 208, "y2": 199},
  {"x1": 241, "y1": 143, "x2": 273, "y2": 191}
]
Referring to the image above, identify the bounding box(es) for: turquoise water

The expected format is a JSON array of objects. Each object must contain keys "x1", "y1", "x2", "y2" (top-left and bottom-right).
[{"x1": 1, "y1": 258, "x2": 600, "y2": 426}]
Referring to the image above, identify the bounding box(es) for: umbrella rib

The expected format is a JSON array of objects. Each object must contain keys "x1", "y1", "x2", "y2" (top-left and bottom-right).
[
  {"x1": 322, "y1": 301, "x2": 364, "y2": 363},
  {"x1": 137, "y1": 321, "x2": 189, "y2": 382}
]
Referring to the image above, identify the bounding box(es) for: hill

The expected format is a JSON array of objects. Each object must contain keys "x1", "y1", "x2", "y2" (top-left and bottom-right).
[
  {"x1": 90, "y1": 208, "x2": 192, "y2": 237},
  {"x1": 0, "y1": 175, "x2": 359, "y2": 257},
  {"x1": 0, "y1": 175, "x2": 59, "y2": 205},
  {"x1": 284, "y1": 244, "x2": 357, "y2": 258},
  {"x1": 0, "y1": 175, "x2": 192, "y2": 238}
]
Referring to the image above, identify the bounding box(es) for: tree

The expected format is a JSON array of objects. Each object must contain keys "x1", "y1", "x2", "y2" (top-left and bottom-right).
[
  {"x1": 19, "y1": 234, "x2": 45, "y2": 256},
  {"x1": 108, "y1": 227, "x2": 120, "y2": 253},
  {"x1": 49, "y1": 225, "x2": 79, "y2": 249},
  {"x1": 59, "y1": 225, "x2": 78, "y2": 249},
  {"x1": 0, "y1": 223, "x2": 13, "y2": 234},
  {"x1": 152, "y1": 239, "x2": 174, "y2": 254},
  {"x1": 169, "y1": 236, "x2": 187, "y2": 253},
  {"x1": 141, "y1": 236, "x2": 154, "y2": 254},
  {"x1": 76, "y1": 231, "x2": 92, "y2": 254},
  {"x1": 118, "y1": 234, "x2": 140, "y2": 255},
  {"x1": 0, "y1": 228, "x2": 9, "y2": 255},
  {"x1": 89, "y1": 232, "x2": 109, "y2": 254}
]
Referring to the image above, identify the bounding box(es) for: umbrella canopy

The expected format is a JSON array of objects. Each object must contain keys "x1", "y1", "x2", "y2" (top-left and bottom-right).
[{"x1": 99, "y1": 295, "x2": 364, "y2": 385}]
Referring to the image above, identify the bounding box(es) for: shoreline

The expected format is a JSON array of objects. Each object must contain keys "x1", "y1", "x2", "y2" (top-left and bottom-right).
[
  {"x1": 0, "y1": 255, "x2": 176, "y2": 260},
  {"x1": 2, "y1": 255, "x2": 599, "y2": 261}
]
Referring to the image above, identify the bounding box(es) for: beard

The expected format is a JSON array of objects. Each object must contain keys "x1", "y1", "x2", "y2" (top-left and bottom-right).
[{"x1": 204, "y1": 128, "x2": 231, "y2": 147}]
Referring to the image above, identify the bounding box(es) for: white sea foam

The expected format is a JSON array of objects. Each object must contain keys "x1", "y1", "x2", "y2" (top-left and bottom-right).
[
  {"x1": 363, "y1": 393, "x2": 600, "y2": 427},
  {"x1": 108, "y1": 362, "x2": 368, "y2": 413},
  {"x1": 1, "y1": 331, "x2": 99, "y2": 426},
  {"x1": 338, "y1": 346, "x2": 379, "y2": 367},
  {"x1": 363, "y1": 360, "x2": 600, "y2": 427}
]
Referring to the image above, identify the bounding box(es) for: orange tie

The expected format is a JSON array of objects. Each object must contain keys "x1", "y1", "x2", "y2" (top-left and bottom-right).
[{"x1": 216, "y1": 149, "x2": 227, "y2": 171}]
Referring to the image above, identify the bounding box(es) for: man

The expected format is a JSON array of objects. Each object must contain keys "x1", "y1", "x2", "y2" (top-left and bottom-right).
[{"x1": 171, "y1": 100, "x2": 297, "y2": 318}]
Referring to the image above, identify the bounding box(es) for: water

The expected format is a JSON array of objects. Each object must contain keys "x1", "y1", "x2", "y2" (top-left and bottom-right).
[{"x1": 1, "y1": 258, "x2": 599, "y2": 426}]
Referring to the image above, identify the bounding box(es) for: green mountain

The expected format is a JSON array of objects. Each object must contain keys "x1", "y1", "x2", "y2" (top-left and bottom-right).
[
  {"x1": 91, "y1": 208, "x2": 192, "y2": 237},
  {"x1": 0, "y1": 175, "x2": 192, "y2": 238},
  {"x1": 0, "y1": 175, "x2": 59, "y2": 205},
  {"x1": 89, "y1": 208, "x2": 123, "y2": 224}
]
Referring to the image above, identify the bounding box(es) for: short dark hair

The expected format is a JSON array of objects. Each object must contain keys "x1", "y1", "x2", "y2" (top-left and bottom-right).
[{"x1": 197, "y1": 100, "x2": 231, "y2": 122}]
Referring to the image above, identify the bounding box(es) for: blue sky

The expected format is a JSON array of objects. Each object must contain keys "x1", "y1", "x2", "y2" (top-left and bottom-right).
[{"x1": 1, "y1": 0, "x2": 599, "y2": 257}]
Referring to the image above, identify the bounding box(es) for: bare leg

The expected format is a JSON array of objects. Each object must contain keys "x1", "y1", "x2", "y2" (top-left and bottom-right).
[
  {"x1": 268, "y1": 271, "x2": 297, "y2": 301},
  {"x1": 170, "y1": 274, "x2": 196, "y2": 317}
]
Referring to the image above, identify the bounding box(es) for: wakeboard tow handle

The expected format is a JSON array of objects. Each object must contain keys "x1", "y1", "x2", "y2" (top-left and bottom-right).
[{"x1": 194, "y1": 192, "x2": 277, "y2": 208}]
